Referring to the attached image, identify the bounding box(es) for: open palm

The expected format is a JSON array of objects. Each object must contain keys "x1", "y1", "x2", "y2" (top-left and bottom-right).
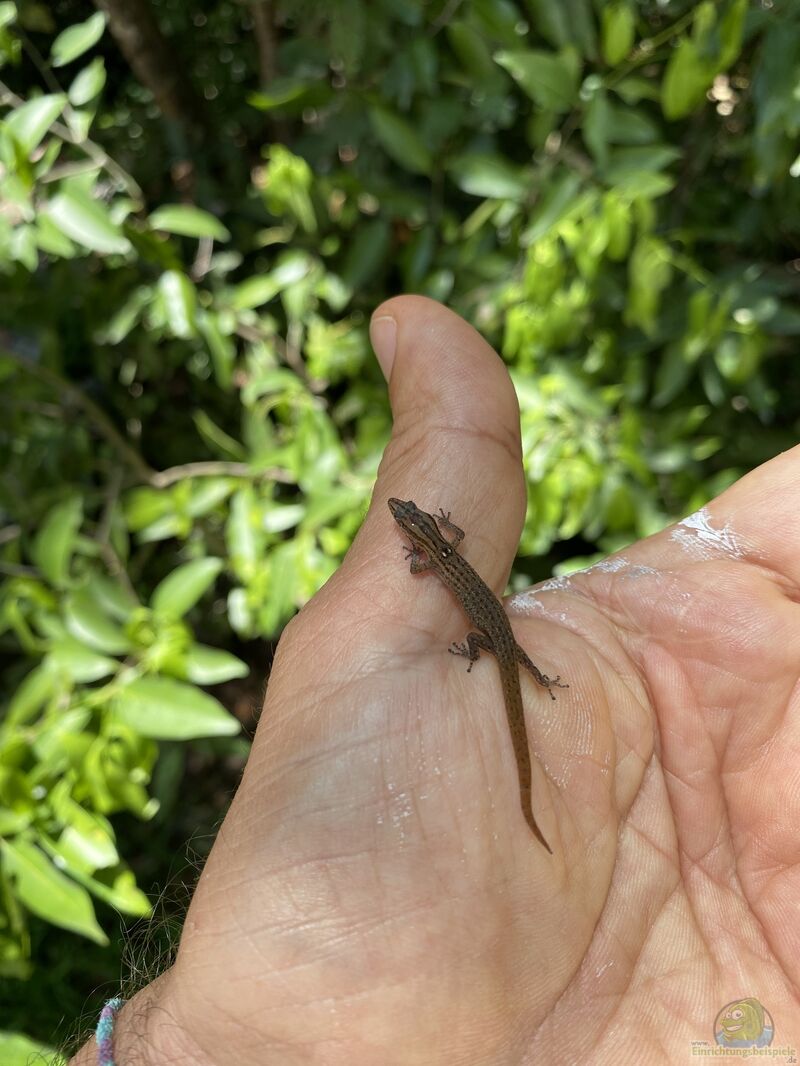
[{"x1": 114, "y1": 297, "x2": 799, "y2": 1066}]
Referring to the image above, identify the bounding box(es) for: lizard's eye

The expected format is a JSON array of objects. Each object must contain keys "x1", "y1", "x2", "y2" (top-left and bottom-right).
[{"x1": 440, "y1": 546, "x2": 452, "y2": 558}]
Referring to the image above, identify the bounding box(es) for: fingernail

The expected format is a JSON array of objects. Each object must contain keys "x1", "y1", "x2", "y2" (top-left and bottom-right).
[{"x1": 370, "y1": 315, "x2": 397, "y2": 380}]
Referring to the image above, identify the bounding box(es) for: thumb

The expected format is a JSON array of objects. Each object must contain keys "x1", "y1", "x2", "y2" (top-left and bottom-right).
[{"x1": 365, "y1": 295, "x2": 527, "y2": 594}]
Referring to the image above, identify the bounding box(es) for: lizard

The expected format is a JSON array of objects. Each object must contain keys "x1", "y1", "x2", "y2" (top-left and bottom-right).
[{"x1": 387, "y1": 498, "x2": 567, "y2": 852}]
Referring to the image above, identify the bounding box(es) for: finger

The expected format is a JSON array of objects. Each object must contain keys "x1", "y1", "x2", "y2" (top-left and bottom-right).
[
  {"x1": 686, "y1": 443, "x2": 800, "y2": 586},
  {"x1": 364, "y1": 295, "x2": 527, "y2": 595},
  {"x1": 607, "y1": 443, "x2": 800, "y2": 588}
]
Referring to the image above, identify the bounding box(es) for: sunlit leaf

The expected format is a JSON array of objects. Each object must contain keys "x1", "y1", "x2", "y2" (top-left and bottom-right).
[
  {"x1": 602, "y1": 1, "x2": 636, "y2": 66},
  {"x1": 0, "y1": 4, "x2": 17, "y2": 31},
  {"x1": 231, "y1": 254, "x2": 312, "y2": 310},
  {"x1": 495, "y1": 48, "x2": 581, "y2": 112},
  {"x1": 0, "y1": 838, "x2": 107, "y2": 943},
  {"x1": 149, "y1": 204, "x2": 230, "y2": 241},
  {"x1": 51, "y1": 11, "x2": 106, "y2": 67},
  {"x1": 5, "y1": 94, "x2": 66, "y2": 155},
  {"x1": 64, "y1": 588, "x2": 131, "y2": 655},
  {"x1": 184, "y1": 645, "x2": 249, "y2": 685},
  {"x1": 46, "y1": 188, "x2": 131, "y2": 255},
  {"x1": 31, "y1": 495, "x2": 82, "y2": 586},
  {"x1": 0, "y1": 1031, "x2": 63, "y2": 1066},
  {"x1": 158, "y1": 270, "x2": 197, "y2": 338},
  {"x1": 150, "y1": 557, "x2": 224, "y2": 618},
  {"x1": 48, "y1": 636, "x2": 117, "y2": 682},
  {"x1": 112, "y1": 676, "x2": 240, "y2": 740},
  {"x1": 6, "y1": 662, "x2": 56, "y2": 727},
  {"x1": 68, "y1": 57, "x2": 106, "y2": 106},
  {"x1": 449, "y1": 153, "x2": 528, "y2": 199},
  {"x1": 662, "y1": 39, "x2": 710, "y2": 120}
]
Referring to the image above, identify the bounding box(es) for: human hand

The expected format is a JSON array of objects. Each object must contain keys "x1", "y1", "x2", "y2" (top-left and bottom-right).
[{"x1": 79, "y1": 297, "x2": 800, "y2": 1064}]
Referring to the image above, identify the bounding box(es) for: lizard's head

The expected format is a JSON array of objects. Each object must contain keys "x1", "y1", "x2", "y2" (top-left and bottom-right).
[{"x1": 387, "y1": 498, "x2": 447, "y2": 553}]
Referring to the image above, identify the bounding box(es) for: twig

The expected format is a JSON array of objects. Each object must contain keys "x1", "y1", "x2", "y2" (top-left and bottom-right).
[
  {"x1": 95, "y1": 467, "x2": 139, "y2": 600},
  {"x1": 150, "y1": 461, "x2": 293, "y2": 488},
  {"x1": 0, "y1": 525, "x2": 21, "y2": 546},
  {"x1": 5, "y1": 351, "x2": 155, "y2": 483},
  {"x1": 429, "y1": 0, "x2": 465, "y2": 35},
  {"x1": 191, "y1": 235, "x2": 214, "y2": 281},
  {"x1": 603, "y1": 7, "x2": 698, "y2": 92},
  {"x1": 0, "y1": 562, "x2": 38, "y2": 577}
]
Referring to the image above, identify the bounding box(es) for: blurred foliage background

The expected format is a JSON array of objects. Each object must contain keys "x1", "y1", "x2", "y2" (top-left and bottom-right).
[{"x1": 0, "y1": 0, "x2": 798, "y2": 1058}]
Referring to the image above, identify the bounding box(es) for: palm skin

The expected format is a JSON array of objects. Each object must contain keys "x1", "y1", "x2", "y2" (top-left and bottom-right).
[{"x1": 87, "y1": 297, "x2": 800, "y2": 1065}]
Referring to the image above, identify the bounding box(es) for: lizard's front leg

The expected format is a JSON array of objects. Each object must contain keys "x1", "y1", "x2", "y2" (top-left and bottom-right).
[
  {"x1": 435, "y1": 508, "x2": 465, "y2": 549},
  {"x1": 449, "y1": 630, "x2": 495, "y2": 673},
  {"x1": 403, "y1": 544, "x2": 433, "y2": 574}
]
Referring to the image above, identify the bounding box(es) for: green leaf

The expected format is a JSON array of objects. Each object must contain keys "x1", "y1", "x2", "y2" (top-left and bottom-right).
[
  {"x1": 248, "y1": 78, "x2": 317, "y2": 110},
  {"x1": 82, "y1": 571, "x2": 138, "y2": 621},
  {"x1": 525, "y1": 0, "x2": 596, "y2": 57},
  {"x1": 149, "y1": 204, "x2": 230, "y2": 241},
  {"x1": 62, "y1": 861, "x2": 151, "y2": 916},
  {"x1": 583, "y1": 92, "x2": 610, "y2": 166},
  {"x1": 0, "y1": 4, "x2": 16, "y2": 31},
  {"x1": 521, "y1": 170, "x2": 582, "y2": 244},
  {"x1": 4, "y1": 93, "x2": 66, "y2": 154},
  {"x1": 151, "y1": 557, "x2": 224, "y2": 618},
  {"x1": 626, "y1": 236, "x2": 673, "y2": 334},
  {"x1": 68, "y1": 57, "x2": 106, "y2": 106},
  {"x1": 30, "y1": 495, "x2": 82, "y2": 586},
  {"x1": 602, "y1": 2, "x2": 635, "y2": 66},
  {"x1": 158, "y1": 270, "x2": 197, "y2": 338},
  {"x1": 124, "y1": 487, "x2": 174, "y2": 531},
  {"x1": 36, "y1": 213, "x2": 77, "y2": 257},
  {"x1": 5, "y1": 663, "x2": 56, "y2": 727},
  {"x1": 662, "y1": 38, "x2": 712, "y2": 120},
  {"x1": 184, "y1": 645, "x2": 249, "y2": 685},
  {"x1": 602, "y1": 144, "x2": 681, "y2": 183},
  {"x1": 718, "y1": 0, "x2": 747, "y2": 69},
  {"x1": 64, "y1": 588, "x2": 131, "y2": 655},
  {"x1": 447, "y1": 20, "x2": 498, "y2": 83},
  {"x1": 56, "y1": 806, "x2": 118, "y2": 872},
  {"x1": 369, "y1": 107, "x2": 433, "y2": 176},
  {"x1": 46, "y1": 188, "x2": 131, "y2": 255},
  {"x1": 263, "y1": 503, "x2": 305, "y2": 533},
  {"x1": 48, "y1": 636, "x2": 117, "y2": 682},
  {"x1": 112, "y1": 676, "x2": 240, "y2": 740},
  {"x1": 602, "y1": 103, "x2": 659, "y2": 145},
  {"x1": 495, "y1": 48, "x2": 581, "y2": 112},
  {"x1": 197, "y1": 311, "x2": 236, "y2": 389},
  {"x1": 0, "y1": 1031, "x2": 63, "y2": 1066},
  {"x1": 186, "y1": 473, "x2": 240, "y2": 512},
  {"x1": 0, "y1": 838, "x2": 107, "y2": 944},
  {"x1": 51, "y1": 11, "x2": 106, "y2": 67},
  {"x1": 231, "y1": 254, "x2": 312, "y2": 310},
  {"x1": 226, "y1": 487, "x2": 261, "y2": 581},
  {"x1": 341, "y1": 217, "x2": 391, "y2": 290},
  {"x1": 449, "y1": 153, "x2": 529, "y2": 199}
]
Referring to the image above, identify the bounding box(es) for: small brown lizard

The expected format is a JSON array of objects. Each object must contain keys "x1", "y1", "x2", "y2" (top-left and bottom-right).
[{"x1": 388, "y1": 498, "x2": 566, "y2": 852}]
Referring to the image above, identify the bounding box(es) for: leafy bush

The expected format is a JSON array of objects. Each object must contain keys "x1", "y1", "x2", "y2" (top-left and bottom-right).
[{"x1": 1, "y1": 0, "x2": 798, "y2": 1056}]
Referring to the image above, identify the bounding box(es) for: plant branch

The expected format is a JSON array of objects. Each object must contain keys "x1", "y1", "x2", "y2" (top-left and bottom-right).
[
  {"x1": 0, "y1": 79, "x2": 143, "y2": 200},
  {"x1": 5, "y1": 351, "x2": 155, "y2": 483},
  {"x1": 150, "y1": 461, "x2": 293, "y2": 488}
]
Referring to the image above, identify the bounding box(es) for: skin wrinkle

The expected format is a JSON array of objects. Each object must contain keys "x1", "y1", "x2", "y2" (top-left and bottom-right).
[
  {"x1": 687, "y1": 858, "x2": 781, "y2": 979},
  {"x1": 386, "y1": 422, "x2": 522, "y2": 504}
]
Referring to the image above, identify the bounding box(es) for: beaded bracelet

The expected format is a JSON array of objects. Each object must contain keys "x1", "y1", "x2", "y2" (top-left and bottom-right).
[{"x1": 96, "y1": 997, "x2": 125, "y2": 1066}]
